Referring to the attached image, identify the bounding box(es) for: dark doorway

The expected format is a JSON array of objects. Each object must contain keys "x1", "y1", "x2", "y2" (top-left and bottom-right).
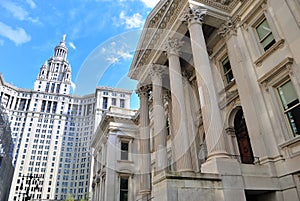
[{"x1": 234, "y1": 109, "x2": 254, "y2": 164}]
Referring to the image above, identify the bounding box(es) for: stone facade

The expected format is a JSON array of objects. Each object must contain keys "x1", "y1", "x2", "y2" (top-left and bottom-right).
[
  {"x1": 0, "y1": 106, "x2": 14, "y2": 201},
  {"x1": 126, "y1": 0, "x2": 300, "y2": 200},
  {"x1": 91, "y1": 107, "x2": 139, "y2": 201}
]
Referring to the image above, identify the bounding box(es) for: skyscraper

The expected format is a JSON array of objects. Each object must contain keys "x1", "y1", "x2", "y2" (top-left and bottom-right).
[{"x1": 0, "y1": 36, "x2": 132, "y2": 200}]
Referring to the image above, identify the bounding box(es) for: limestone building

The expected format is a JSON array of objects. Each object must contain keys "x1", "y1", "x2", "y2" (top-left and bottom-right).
[
  {"x1": 0, "y1": 105, "x2": 14, "y2": 201},
  {"x1": 0, "y1": 37, "x2": 132, "y2": 200},
  {"x1": 93, "y1": 0, "x2": 300, "y2": 200},
  {"x1": 91, "y1": 107, "x2": 139, "y2": 201}
]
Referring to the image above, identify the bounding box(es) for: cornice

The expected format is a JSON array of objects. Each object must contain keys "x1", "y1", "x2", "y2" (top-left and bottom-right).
[
  {"x1": 190, "y1": 0, "x2": 241, "y2": 13},
  {"x1": 129, "y1": 0, "x2": 242, "y2": 80},
  {"x1": 129, "y1": 0, "x2": 187, "y2": 80}
]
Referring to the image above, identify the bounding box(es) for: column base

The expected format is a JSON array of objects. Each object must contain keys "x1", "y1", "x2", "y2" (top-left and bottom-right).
[
  {"x1": 206, "y1": 151, "x2": 230, "y2": 161},
  {"x1": 201, "y1": 157, "x2": 241, "y2": 175}
]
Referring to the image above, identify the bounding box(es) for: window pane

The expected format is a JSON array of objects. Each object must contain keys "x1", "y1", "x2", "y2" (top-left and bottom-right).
[
  {"x1": 121, "y1": 142, "x2": 128, "y2": 160},
  {"x1": 287, "y1": 106, "x2": 300, "y2": 136},
  {"x1": 256, "y1": 19, "x2": 276, "y2": 51},
  {"x1": 256, "y1": 19, "x2": 272, "y2": 40},
  {"x1": 120, "y1": 177, "x2": 128, "y2": 201},
  {"x1": 262, "y1": 34, "x2": 275, "y2": 51},
  {"x1": 278, "y1": 80, "x2": 300, "y2": 136},
  {"x1": 222, "y1": 57, "x2": 234, "y2": 84},
  {"x1": 278, "y1": 81, "x2": 299, "y2": 110}
]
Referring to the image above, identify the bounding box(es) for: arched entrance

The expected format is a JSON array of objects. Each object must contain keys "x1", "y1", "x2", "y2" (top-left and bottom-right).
[{"x1": 234, "y1": 108, "x2": 254, "y2": 164}]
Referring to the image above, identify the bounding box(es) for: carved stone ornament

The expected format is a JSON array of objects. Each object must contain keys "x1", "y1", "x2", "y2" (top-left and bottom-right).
[
  {"x1": 136, "y1": 84, "x2": 151, "y2": 96},
  {"x1": 181, "y1": 7, "x2": 207, "y2": 25},
  {"x1": 149, "y1": 64, "x2": 167, "y2": 79},
  {"x1": 163, "y1": 37, "x2": 183, "y2": 55},
  {"x1": 218, "y1": 17, "x2": 237, "y2": 38}
]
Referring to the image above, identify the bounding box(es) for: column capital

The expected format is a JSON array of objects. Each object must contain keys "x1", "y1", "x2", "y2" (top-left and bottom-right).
[
  {"x1": 181, "y1": 7, "x2": 207, "y2": 26},
  {"x1": 149, "y1": 64, "x2": 167, "y2": 80},
  {"x1": 136, "y1": 84, "x2": 151, "y2": 96},
  {"x1": 218, "y1": 17, "x2": 239, "y2": 38},
  {"x1": 164, "y1": 37, "x2": 183, "y2": 56}
]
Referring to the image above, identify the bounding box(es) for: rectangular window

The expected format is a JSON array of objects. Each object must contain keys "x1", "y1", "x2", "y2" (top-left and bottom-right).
[
  {"x1": 121, "y1": 142, "x2": 129, "y2": 160},
  {"x1": 255, "y1": 18, "x2": 276, "y2": 51},
  {"x1": 120, "y1": 177, "x2": 128, "y2": 201},
  {"x1": 221, "y1": 56, "x2": 234, "y2": 84},
  {"x1": 277, "y1": 80, "x2": 300, "y2": 136},
  {"x1": 120, "y1": 99, "x2": 125, "y2": 108},
  {"x1": 112, "y1": 98, "x2": 116, "y2": 106},
  {"x1": 103, "y1": 97, "x2": 108, "y2": 109}
]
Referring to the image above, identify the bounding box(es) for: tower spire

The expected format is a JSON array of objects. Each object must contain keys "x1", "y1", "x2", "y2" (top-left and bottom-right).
[
  {"x1": 62, "y1": 34, "x2": 66, "y2": 42},
  {"x1": 34, "y1": 36, "x2": 72, "y2": 94}
]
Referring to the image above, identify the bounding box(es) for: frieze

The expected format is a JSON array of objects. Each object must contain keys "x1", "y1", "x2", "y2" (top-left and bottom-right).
[{"x1": 191, "y1": 0, "x2": 240, "y2": 12}]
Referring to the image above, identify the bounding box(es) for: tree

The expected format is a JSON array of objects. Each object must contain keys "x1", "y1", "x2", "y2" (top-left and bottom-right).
[{"x1": 65, "y1": 194, "x2": 75, "y2": 201}]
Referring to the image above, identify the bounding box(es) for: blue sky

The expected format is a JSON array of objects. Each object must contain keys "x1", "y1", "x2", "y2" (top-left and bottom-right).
[{"x1": 0, "y1": 0, "x2": 160, "y2": 109}]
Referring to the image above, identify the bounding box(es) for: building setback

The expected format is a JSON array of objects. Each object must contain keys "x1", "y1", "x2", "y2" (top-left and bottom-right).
[
  {"x1": 92, "y1": 0, "x2": 300, "y2": 201},
  {"x1": 0, "y1": 36, "x2": 132, "y2": 200}
]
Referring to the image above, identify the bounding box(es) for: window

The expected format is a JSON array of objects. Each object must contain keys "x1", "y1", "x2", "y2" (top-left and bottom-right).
[
  {"x1": 221, "y1": 56, "x2": 234, "y2": 84},
  {"x1": 103, "y1": 91, "x2": 108, "y2": 96},
  {"x1": 120, "y1": 177, "x2": 129, "y2": 201},
  {"x1": 103, "y1": 97, "x2": 108, "y2": 109},
  {"x1": 255, "y1": 18, "x2": 276, "y2": 51},
  {"x1": 277, "y1": 80, "x2": 300, "y2": 136},
  {"x1": 112, "y1": 98, "x2": 116, "y2": 106},
  {"x1": 120, "y1": 99, "x2": 125, "y2": 108},
  {"x1": 121, "y1": 142, "x2": 129, "y2": 160},
  {"x1": 166, "y1": 114, "x2": 170, "y2": 136}
]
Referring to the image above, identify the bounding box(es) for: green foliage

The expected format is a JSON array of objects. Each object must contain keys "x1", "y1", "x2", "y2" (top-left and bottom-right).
[{"x1": 65, "y1": 194, "x2": 75, "y2": 201}]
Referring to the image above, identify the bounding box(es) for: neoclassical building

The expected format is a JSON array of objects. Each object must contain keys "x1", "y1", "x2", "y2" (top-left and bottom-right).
[
  {"x1": 91, "y1": 107, "x2": 139, "y2": 201},
  {"x1": 126, "y1": 0, "x2": 299, "y2": 200}
]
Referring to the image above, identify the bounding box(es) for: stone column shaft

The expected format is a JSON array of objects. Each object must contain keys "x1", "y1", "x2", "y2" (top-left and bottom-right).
[
  {"x1": 150, "y1": 65, "x2": 167, "y2": 171},
  {"x1": 137, "y1": 86, "x2": 151, "y2": 193},
  {"x1": 183, "y1": 8, "x2": 228, "y2": 159},
  {"x1": 165, "y1": 38, "x2": 193, "y2": 172}
]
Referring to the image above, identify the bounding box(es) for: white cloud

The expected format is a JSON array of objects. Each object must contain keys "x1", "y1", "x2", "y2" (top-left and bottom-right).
[
  {"x1": 116, "y1": 50, "x2": 132, "y2": 59},
  {"x1": 119, "y1": 11, "x2": 144, "y2": 29},
  {"x1": 106, "y1": 49, "x2": 132, "y2": 64},
  {"x1": 68, "y1": 42, "x2": 76, "y2": 50},
  {"x1": 0, "y1": 22, "x2": 31, "y2": 46},
  {"x1": 0, "y1": 0, "x2": 38, "y2": 23},
  {"x1": 25, "y1": 0, "x2": 36, "y2": 9},
  {"x1": 140, "y1": 0, "x2": 160, "y2": 8},
  {"x1": 106, "y1": 56, "x2": 119, "y2": 64},
  {"x1": 71, "y1": 81, "x2": 76, "y2": 91}
]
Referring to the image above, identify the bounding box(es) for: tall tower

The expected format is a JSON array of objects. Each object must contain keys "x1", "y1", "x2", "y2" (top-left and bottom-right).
[{"x1": 34, "y1": 34, "x2": 72, "y2": 95}]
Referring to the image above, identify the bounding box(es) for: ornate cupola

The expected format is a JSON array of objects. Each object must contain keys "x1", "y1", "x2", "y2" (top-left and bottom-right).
[
  {"x1": 54, "y1": 34, "x2": 68, "y2": 60},
  {"x1": 34, "y1": 35, "x2": 72, "y2": 95}
]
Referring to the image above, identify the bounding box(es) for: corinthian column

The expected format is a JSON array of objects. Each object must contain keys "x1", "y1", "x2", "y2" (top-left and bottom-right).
[
  {"x1": 164, "y1": 38, "x2": 193, "y2": 172},
  {"x1": 150, "y1": 64, "x2": 167, "y2": 172},
  {"x1": 136, "y1": 85, "x2": 151, "y2": 194},
  {"x1": 182, "y1": 7, "x2": 228, "y2": 159}
]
